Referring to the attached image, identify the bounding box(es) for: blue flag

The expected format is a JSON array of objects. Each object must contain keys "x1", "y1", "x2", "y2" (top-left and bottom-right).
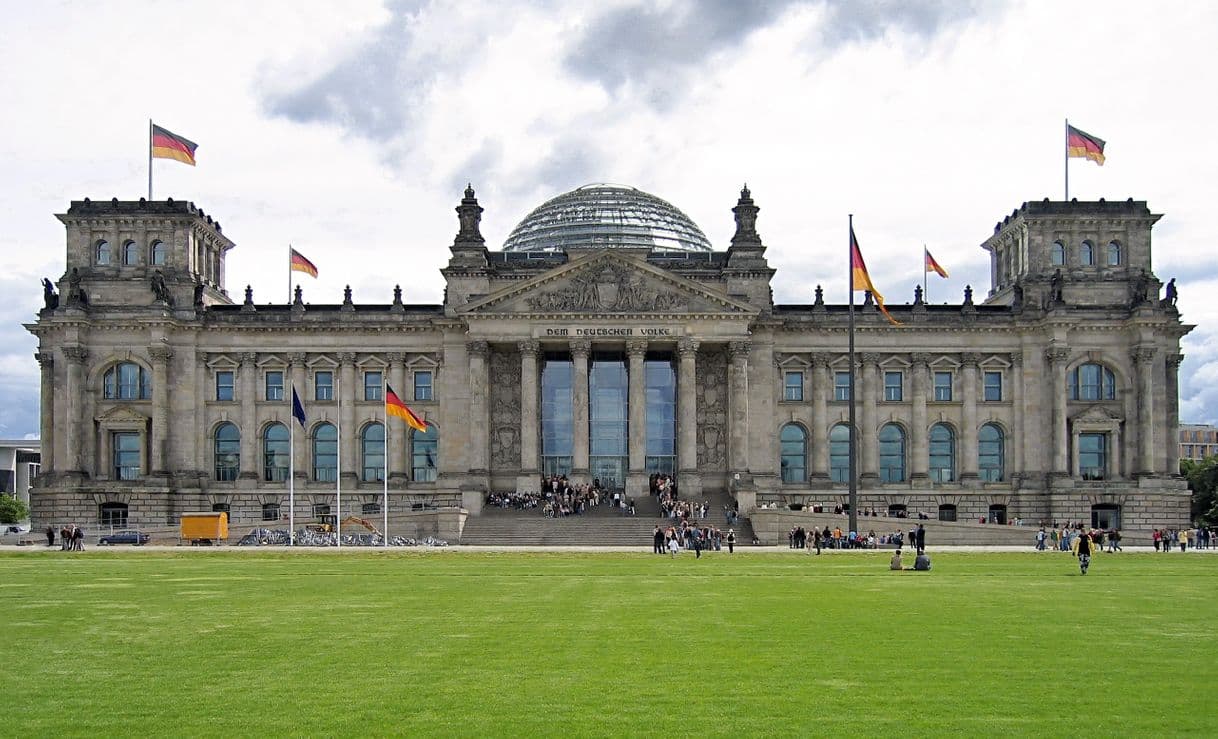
[{"x1": 291, "y1": 386, "x2": 306, "y2": 427}]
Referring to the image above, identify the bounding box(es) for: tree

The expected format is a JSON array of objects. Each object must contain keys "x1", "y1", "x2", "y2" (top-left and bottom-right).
[
  {"x1": 1180, "y1": 457, "x2": 1218, "y2": 525},
  {"x1": 0, "y1": 495, "x2": 30, "y2": 524}
]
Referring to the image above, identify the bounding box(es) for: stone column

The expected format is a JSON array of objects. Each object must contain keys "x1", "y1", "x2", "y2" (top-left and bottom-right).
[
  {"x1": 387, "y1": 352, "x2": 407, "y2": 482},
  {"x1": 859, "y1": 353, "x2": 879, "y2": 481},
  {"x1": 150, "y1": 345, "x2": 173, "y2": 475},
  {"x1": 727, "y1": 341, "x2": 751, "y2": 472},
  {"x1": 239, "y1": 352, "x2": 258, "y2": 479},
  {"x1": 960, "y1": 353, "x2": 980, "y2": 480},
  {"x1": 1133, "y1": 346, "x2": 1156, "y2": 475},
  {"x1": 1046, "y1": 347, "x2": 1070, "y2": 476},
  {"x1": 195, "y1": 351, "x2": 208, "y2": 477},
  {"x1": 288, "y1": 353, "x2": 308, "y2": 481},
  {"x1": 625, "y1": 340, "x2": 648, "y2": 492},
  {"x1": 809, "y1": 353, "x2": 829, "y2": 480},
  {"x1": 1011, "y1": 353, "x2": 1024, "y2": 484},
  {"x1": 63, "y1": 346, "x2": 88, "y2": 474},
  {"x1": 910, "y1": 353, "x2": 930, "y2": 482},
  {"x1": 519, "y1": 340, "x2": 541, "y2": 477},
  {"x1": 338, "y1": 352, "x2": 357, "y2": 484},
  {"x1": 467, "y1": 341, "x2": 490, "y2": 475},
  {"x1": 570, "y1": 340, "x2": 591, "y2": 479},
  {"x1": 36, "y1": 352, "x2": 54, "y2": 472},
  {"x1": 1166, "y1": 353, "x2": 1184, "y2": 474},
  {"x1": 677, "y1": 339, "x2": 701, "y2": 497}
]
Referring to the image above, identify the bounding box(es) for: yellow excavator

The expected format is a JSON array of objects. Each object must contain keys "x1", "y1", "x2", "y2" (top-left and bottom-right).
[{"x1": 313, "y1": 515, "x2": 382, "y2": 537}]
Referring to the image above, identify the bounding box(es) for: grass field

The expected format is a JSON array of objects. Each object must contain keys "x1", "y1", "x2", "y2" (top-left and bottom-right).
[{"x1": 1, "y1": 548, "x2": 1214, "y2": 736}]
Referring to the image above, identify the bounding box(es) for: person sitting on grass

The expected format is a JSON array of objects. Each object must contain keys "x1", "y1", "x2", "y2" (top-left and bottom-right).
[
  {"x1": 913, "y1": 552, "x2": 931, "y2": 571},
  {"x1": 890, "y1": 549, "x2": 904, "y2": 570}
]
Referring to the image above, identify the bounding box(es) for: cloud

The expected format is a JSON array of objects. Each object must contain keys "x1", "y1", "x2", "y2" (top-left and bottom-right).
[{"x1": 0, "y1": 273, "x2": 44, "y2": 439}]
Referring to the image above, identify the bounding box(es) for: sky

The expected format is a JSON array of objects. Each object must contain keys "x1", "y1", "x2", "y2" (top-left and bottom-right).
[{"x1": 2, "y1": 0, "x2": 1217, "y2": 439}]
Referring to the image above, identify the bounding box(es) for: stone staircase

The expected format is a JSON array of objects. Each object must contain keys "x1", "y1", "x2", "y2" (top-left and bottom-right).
[{"x1": 459, "y1": 488, "x2": 754, "y2": 547}]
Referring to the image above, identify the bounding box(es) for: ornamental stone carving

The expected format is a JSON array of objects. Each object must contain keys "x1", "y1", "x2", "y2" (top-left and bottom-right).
[
  {"x1": 466, "y1": 340, "x2": 489, "y2": 358},
  {"x1": 35, "y1": 352, "x2": 54, "y2": 369},
  {"x1": 149, "y1": 345, "x2": 174, "y2": 364},
  {"x1": 489, "y1": 348, "x2": 522, "y2": 470},
  {"x1": 336, "y1": 352, "x2": 356, "y2": 364},
  {"x1": 287, "y1": 352, "x2": 307, "y2": 366},
  {"x1": 1167, "y1": 353, "x2": 1185, "y2": 369},
  {"x1": 696, "y1": 346, "x2": 728, "y2": 470},
  {"x1": 1045, "y1": 347, "x2": 1070, "y2": 365},
  {"x1": 239, "y1": 352, "x2": 257, "y2": 366},
  {"x1": 525, "y1": 263, "x2": 689, "y2": 313},
  {"x1": 809, "y1": 352, "x2": 830, "y2": 369},
  {"x1": 960, "y1": 352, "x2": 982, "y2": 367},
  {"x1": 910, "y1": 352, "x2": 931, "y2": 366},
  {"x1": 569, "y1": 340, "x2": 592, "y2": 357},
  {"x1": 518, "y1": 340, "x2": 540, "y2": 356},
  {"x1": 678, "y1": 338, "x2": 700, "y2": 357},
  {"x1": 859, "y1": 352, "x2": 881, "y2": 365},
  {"x1": 625, "y1": 340, "x2": 648, "y2": 357},
  {"x1": 1131, "y1": 347, "x2": 1156, "y2": 364},
  {"x1": 62, "y1": 346, "x2": 88, "y2": 363},
  {"x1": 728, "y1": 340, "x2": 751, "y2": 359}
]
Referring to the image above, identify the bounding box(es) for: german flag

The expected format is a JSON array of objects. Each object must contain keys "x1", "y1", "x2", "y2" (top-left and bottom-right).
[
  {"x1": 150, "y1": 124, "x2": 198, "y2": 166},
  {"x1": 290, "y1": 248, "x2": 318, "y2": 278},
  {"x1": 386, "y1": 384, "x2": 428, "y2": 433},
  {"x1": 1067, "y1": 124, "x2": 1105, "y2": 165},
  {"x1": 924, "y1": 247, "x2": 949, "y2": 278},
  {"x1": 851, "y1": 226, "x2": 900, "y2": 326}
]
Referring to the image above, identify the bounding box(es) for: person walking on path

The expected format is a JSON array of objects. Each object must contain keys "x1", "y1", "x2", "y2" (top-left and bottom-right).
[
  {"x1": 726, "y1": 529, "x2": 735, "y2": 554},
  {"x1": 1108, "y1": 529, "x2": 1122, "y2": 553},
  {"x1": 1074, "y1": 530, "x2": 1093, "y2": 575},
  {"x1": 668, "y1": 535, "x2": 681, "y2": 558}
]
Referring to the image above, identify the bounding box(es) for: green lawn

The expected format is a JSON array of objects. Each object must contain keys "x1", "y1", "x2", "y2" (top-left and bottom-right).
[{"x1": 1, "y1": 549, "x2": 1213, "y2": 736}]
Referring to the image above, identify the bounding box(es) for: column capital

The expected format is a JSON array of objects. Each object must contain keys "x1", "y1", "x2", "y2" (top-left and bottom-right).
[
  {"x1": 385, "y1": 351, "x2": 406, "y2": 364},
  {"x1": 1010, "y1": 352, "x2": 1023, "y2": 367},
  {"x1": 625, "y1": 339, "x2": 648, "y2": 358},
  {"x1": 286, "y1": 352, "x2": 308, "y2": 366},
  {"x1": 1044, "y1": 347, "x2": 1070, "y2": 365},
  {"x1": 677, "y1": 338, "x2": 700, "y2": 357},
  {"x1": 62, "y1": 346, "x2": 88, "y2": 364},
  {"x1": 1167, "y1": 352, "x2": 1185, "y2": 369},
  {"x1": 518, "y1": 339, "x2": 540, "y2": 356},
  {"x1": 960, "y1": 352, "x2": 982, "y2": 367},
  {"x1": 859, "y1": 352, "x2": 881, "y2": 366},
  {"x1": 239, "y1": 352, "x2": 257, "y2": 366},
  {"x1": 336, "y1": 351, "x2": 356, "y2": 365},
  {"x1": 569, "y1": 339, "x2": 592, "y2": 358},
  {"x1": 728, "y1": 340, "x2": 751, "y2": 360},
  {"x1": 1131, "y1": 346, "x2": 1157, "y2": 364},
  {"x1": 196, "y1": 350, "x2": 211, "y2": 364},
  {"x1": 809, "y1": 352, "x2": 830, "y2": 369},
  {"x1": 35, "y1": 351, "x2": 54, "y2": 369},
  {"x1": 467, "y1": 340, "x2": 489, "y2": 357},
  {"x1": 910, "y1": 352, "x2": 931, "y2": 366},
  {"x1": 149, "y1": 345, "x2": 174, "y2": 364}
]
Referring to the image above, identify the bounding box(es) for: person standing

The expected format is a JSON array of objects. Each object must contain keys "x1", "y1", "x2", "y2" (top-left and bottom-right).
[
  {"x1": 1179, "y1": 528, "x2": 1189, "y2": 552},
  {"x1": 726, "y1": 529, "x2": 735, "y2": 554},
  {"x1": 653, "y1": 526, "x2": 665, "y2": 555},
  {"x1": 1074, "y1": 529, "x2": 1093, "y2": 575},
  {"x1": 813, "y1": 528, "x2": 822, "y2": 555},
  {"x1": 45, "y1": 525, "x2": 55, "y2": 547},
  {"x1": 915, "y1": 524, "x2": 926, "y2": 555},
  {"x1": 1036, "y1": 528, "x2": 1047, "y2": 551},
  {"x1": 668, "y1": 535, "x2": 681, "y2": 558},
  {"x1": 1108, "y1": 529, "x2": 1122, "y2": 553}
]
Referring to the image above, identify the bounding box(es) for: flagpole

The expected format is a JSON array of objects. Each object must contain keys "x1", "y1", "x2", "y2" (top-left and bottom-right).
[
  {"x1": 336, "y1": 373, "x2": 342, "y2": 549},
  {"x1": 1064, "y1": 118, "x2": 1069, "y2": 201},
  {"x1": 148, "y1": 119, "x2": 153, "y2": 201},
  {"x1": 848, "y1": 215, "x2": 858, "y2": 536},
  {"x1": 288, "y1": 244, "x2": 293, "y2": 305},
  {"x1": 383, "y1": 375, "x2": 389, "y2": 547},
  {"x1": 289, "y1": 389, "x2": 295, "y2": 547},
  {"x1": 923, "y1": 245, "x2": 929, "y2": 304}
]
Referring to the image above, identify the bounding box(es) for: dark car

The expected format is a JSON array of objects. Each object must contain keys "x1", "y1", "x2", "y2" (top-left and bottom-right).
[{"x1": 97, "y1": 530, "x2": 150, "y2": 546}]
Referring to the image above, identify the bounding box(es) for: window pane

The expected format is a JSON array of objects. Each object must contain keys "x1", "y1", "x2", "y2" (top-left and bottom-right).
[
  {"x1": 934, "y1": 372, "x2": 952, "y2": 401},
  {"x1": 829, "y1": 425, "x2": 851, "y2": 482},
  {"x1": 1051, "y1": 241, "x2": 1064, "y2": 265},
  {"x1": 265, "y1": 371, "x2": 284, "y2": 401},
  {"x1": 884, "y1": 371, "x2": 903, "y2": 401},
  {"x1": 1079, "y1": 432, "x2": 1107, "y2": 480},
  {"x1": 1107, "y1": 241, "x2": 1120, "y2": 266},
  {"x1": 213, "y1": 423, "x2": 240, "y2": 481},
  {"x1": 123, "y1": 241, "x2": 139, "y2": 265},
  {"x1": 784, "y1": 371, "x2": 803, "y2": 401},
  {"x1": 262, "y1": 503, "x2": 280, "y2": 521},
  {"x1": 644, "y1": 358, "x2": 675, "y2": 472},
  {"x1": 780, "y1": 424, "x2": 807, "y2": 483},
  {"x1": 365, "y1": 371, "x2": 383, "y2": 401},
  {"x1": 412, "y1": 425, "x2": 438, "y2": 482},
  {"x1": 96, "y1": 240, "x2": 111, "y2": 265},
  {"x1": 414, "y1": 371, "x2": 433, "y2": 401},
  {"x1": 983, "y1": 371, "x2": 1002, "y2": 401},
  {"x1": 362, "y1": 422, "x2": 385, "y2": 481},
  {"x1": 313, "y1": 423, "x2": 337, "y2": 481},
  {"x1": 216, "y1": 371, "x2": 234, "y2": 401},
  {"x1": 315, "y1": 371, "x2": 333, "y2": 401},
  {"x1": 979, "y1": 424, "x2": 1004, "y2": 482},
  {"x1": 929, "y1": 424, "x2": 954, "y2": 482},
  {"x1": 1080, "y1": 241, "x2": 1094, "y2": 266},
  {"x1": 114, "y1": 432, "x2": 140, "y2": 480},
  {"x1": 878, "y1": 424, "x2": 905, "y2": 482},
  {"x1": 834, "y1": 372, "x2": 851, "y2": 401},
  {"x1": 151, "y1": 241, "x2": 166, "y2": 266},
  {"x1": 263, "y1": 423, "x2": 289, "y2": 482}
]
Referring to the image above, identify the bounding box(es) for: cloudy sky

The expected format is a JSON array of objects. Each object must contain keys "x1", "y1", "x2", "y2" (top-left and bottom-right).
[{"x1": 2, "y1": 0, "x2": 1217, "y2": 439}]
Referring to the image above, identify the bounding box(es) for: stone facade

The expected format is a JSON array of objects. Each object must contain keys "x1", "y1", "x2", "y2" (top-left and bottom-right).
[{"x1": 26, "y1": 188, "x2": 1193, "y2": 533}]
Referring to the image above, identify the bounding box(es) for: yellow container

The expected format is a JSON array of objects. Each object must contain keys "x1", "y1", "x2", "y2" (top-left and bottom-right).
[{"x1": 180, "y1": 512, "x2": 228, "y2": 543}]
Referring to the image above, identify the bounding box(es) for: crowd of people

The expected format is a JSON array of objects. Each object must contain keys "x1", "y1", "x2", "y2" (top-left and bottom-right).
[
  {"x1": 486, "y1": 476, "x2": 638, "y2": 518},
  {"x1": 1152, "y1": 527, "x2": 1215, "y2": 551},
  {"x1": 652, "y1": 522, "x2": 733, "y2": 557},
  {"x1": 784, "y1": 524, "x2": 927, "y2": 553},
  {"x1": 47, "y1": 524, "x2": 86, "y2": 550}
]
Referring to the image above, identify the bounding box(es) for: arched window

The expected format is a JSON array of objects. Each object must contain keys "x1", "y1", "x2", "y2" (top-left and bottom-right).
[
  {"x1": 979, "y1": 423, "x2": 1005, "y2": 482},
  {"x1": 929, "y1": 423, "x2": 955, "y2": 482},
  {"x1": 829, "y1": 424, "x2": 851, "y2": 483},
  {"x1": 878, "y1": 423, "x2": 906, "y2": 483},
  {"x1": 362, "y1": 422, "x2": 385, "y2": 482},
  {"x1": 263, "y1": 423, "x2": 289, "y2": 482},
  {"x1": 1106, "y1": 241, "x2": 1121, "y2": 266},
  {"x1": 1068, "y1": 362, "x2": 1116, "y2": 401},
  {"x1": 150, "y1": 240, "x2": 167, "y2": 266},
  {"x1": 1080, "y1": 240, "x2": 1094, "y2": 266},
  {"x1": 313, "y1": 423, "x2": 338, "y2": 482},
  {"x1": 411, "y1": 424, "x2": 438, "y2": 482},
  {"x1": 780, "y1": 423, "x2": 807, "y2": 483},
  {"x1": 938, "y1": 503, "x2": 957, "y2": 522},
  {"x1": 122, "y1": 240, "x2": 139, "y2": 266},
  {"x1": 103, "y1": 362, "x2": 151, "y2": 400},
  {"x1": 95, "y1": 240, "x2": 111, "y2": 265},
  {"x1": 1051, "y1": 241, "x2": 1065, "y2": 266},
  {"x1": 213, "y1": 422, "x2": 240, "y2": 481},
  {"x1": 99, "y1": 501, "x2": 128, "y2": 527}
]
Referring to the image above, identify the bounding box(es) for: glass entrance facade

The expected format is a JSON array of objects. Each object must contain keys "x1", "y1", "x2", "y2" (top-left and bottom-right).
[
  {"x1": 589, "y1": 353, "x2": 627, "y2": 489},
  {"x1": 541, "y1": 354, "x2": 573, "y2": 477},
  {"x1": 644, "y1": 356, "x2": 676, "y2": 475}
]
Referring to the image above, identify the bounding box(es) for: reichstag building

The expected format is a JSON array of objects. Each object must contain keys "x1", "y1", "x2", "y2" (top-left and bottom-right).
[{"x1": 27, "y1": 183, "x2": 1192, "y2": 533}]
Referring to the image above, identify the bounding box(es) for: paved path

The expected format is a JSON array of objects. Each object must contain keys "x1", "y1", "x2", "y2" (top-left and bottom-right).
[{"x1": 2, "y1": 543, "x2": 1212, "y2": 554}]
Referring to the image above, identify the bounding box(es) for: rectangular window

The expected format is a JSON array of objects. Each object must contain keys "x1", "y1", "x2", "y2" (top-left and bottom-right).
[
  {"x1": 261, "y1": 503, "x2": 280, "y2": 522},
  {"x1": 884, "y1": 371, "x2": 903, "y2": 402},
  {"x1": 1079, "y1": 432, "x2": 1107, "y2": 480},
  {"x1": 414, "y1": 371, "x2": 433, "y2": 401},
  {"x1": 312, "y1": 503, "x2": 331, "y2": 518},
  {"x1": 265, "y1": 371, "x2": 284, "y2": 401},
  {"x1": 933, "y1": 371, "x2": 953, "y2": 401},
  {"x1": 364, "y1": 371, "x2": 383, "y2": 401},
  {"x1": 315, "y1": 371, "x2": 334, "y2": 401},
  {"x1": 983, "y1": 371, "x2": 1003, "y2": 402},
  {"x1": 113, "y1": 432, "x2": 141, "y2": 480},
  {"x1": 783, "y1": 371, "x2": 804, "y2": 401},
  {"x1": 215, "y1": 371, "x2": 234, "y2": 402},
  {"x1": 834, "y1": 371, "x2": 851, "y2": 401}
]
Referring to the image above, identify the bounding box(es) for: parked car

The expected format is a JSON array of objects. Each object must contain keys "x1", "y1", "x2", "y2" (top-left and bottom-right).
[{"x1": 97, "y1": 530, "x2": 150, "y2": 546}]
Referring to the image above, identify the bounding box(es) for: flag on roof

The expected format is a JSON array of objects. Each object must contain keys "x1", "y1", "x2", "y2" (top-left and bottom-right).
[
  {"x1": 1067, "y1": 124, "x2": 1105, "y2": 165},
  {"x1": 290, "y1": 248, "x2": 318, "y2": 278},
  {"x1": 850, "y1": 226, "x2": 900, "y2": 326},
  {"x1": 150, "y1": 124, "x2": 198, "y2": 166},
  {"x1": 924, "y1": 247, "x2": 949, "y2": 278}
]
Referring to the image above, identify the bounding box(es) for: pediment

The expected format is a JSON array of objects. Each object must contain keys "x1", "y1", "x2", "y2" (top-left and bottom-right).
[
  {"x1": 459, "y1": 252, "x2": 758, "y2": 317},
  {"x1": 1071, "y1": 404, "x2": 1123, "y2": 424},
  {"x1": 96, "y1": 405, "x2": 149, "y2": 424}
]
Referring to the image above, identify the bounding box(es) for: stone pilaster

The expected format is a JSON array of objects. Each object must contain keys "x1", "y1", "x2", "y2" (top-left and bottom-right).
[
  {"x1": 288, "y1": 353, "x2": 308, "y2": 481},
  {"x1": 387, "y1": 352, "x2": 407, "y2": 482},
  {"x1": 625, "y1": 340, "x2": 648, "y2": 493},
  {"x1": 677, "y1": 339, "x2": 701, "y2": 496},
  {"x1": 727, "y1": 341, "x2": 751, "y2": 474},
  {"x1": 239, "y1": 352, "x2": 258, "y2": 479},
  {"x1": 62, "y1": 346, "x2": 88, "y2": 474},
  {"x1": 1045, "y1": 347, "x2": 1071, "y2": 476},
  {"x1": 149, "y1": 344, "x2": 173, "y2": 475},
  {"x1": 959, "y1": 352, "x2": 980, "y2": 480},
  {"x1": 910, "y1": 353, "x2": 930, "y2": 482},
  {"x1": 35, "y1": 352, "x2": 54, "y2": 472},
  {"x1": 195, "y1": 351, "x2": 208, "y2": 476},
  {"x1": 1010, "y1": 352, "x2": 1024, "y2": 484},
  {"x1": 809, "y1": 353, "x2": 829, "y2": 479},
  {"x1": 1132, "y1": 346, "x2": 1156, "y2": 475},
  {"x1": 467, "y1": 341, "x2": 489, "y2": 476},
  {"x1": 338, "y1": 351, "x2": 357, "y2": 484},
  {"x1": 1166, "y1": 353, "x2": 1184, "y2": 475},
  {"x1": 859, "y1": 353, "x2": 879, "y2": 481},
  {"x1": 519, "y1": 340, "x2": 541, "y2": 489},
  {"x1": 570, "y1": 340, "x2": 591, "y2": 479}
]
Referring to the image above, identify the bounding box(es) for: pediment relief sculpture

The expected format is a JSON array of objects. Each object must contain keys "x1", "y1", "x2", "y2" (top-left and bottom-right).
[{"x1": 525, "y1": 263, "x2": 690, "y2": 313}]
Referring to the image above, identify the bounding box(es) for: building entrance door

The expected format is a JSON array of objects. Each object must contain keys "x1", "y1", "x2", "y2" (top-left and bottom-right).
[{"x1": 590, "y1": 456, "x2": 626, "y2": 491}]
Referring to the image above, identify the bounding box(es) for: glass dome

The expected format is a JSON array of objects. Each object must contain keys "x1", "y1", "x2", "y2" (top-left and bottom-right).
[{"x1": 502, "y1": 184, "x2": 712, "y2": 253}]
